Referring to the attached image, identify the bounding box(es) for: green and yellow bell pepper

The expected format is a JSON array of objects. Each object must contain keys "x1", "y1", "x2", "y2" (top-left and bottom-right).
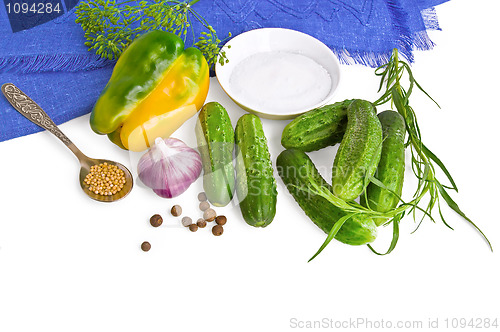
[{"x1": 90, "y1": 30, "x2": 210, "y2": 151}]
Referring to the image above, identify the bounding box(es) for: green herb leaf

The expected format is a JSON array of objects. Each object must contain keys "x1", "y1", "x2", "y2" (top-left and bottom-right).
[
  {"x1": 308, "y1": 213, "x2": 355, "y2": 262},
  {"x1": 367, "y1": 212, "x2": 402, "y2": 255},
  {"x1": 421, "y1": 142, "x2": 458, "y2": 192},
  {"x1": 435, "y1": 180, "x2": 492, "y2": 251},
  {"x1": 75, "y1": 0, "x2": 230, "y2": 68}
]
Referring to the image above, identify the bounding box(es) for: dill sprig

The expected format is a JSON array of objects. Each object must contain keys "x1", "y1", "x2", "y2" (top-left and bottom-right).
[{"x1": 75, "y1": 0, "x2": 230, "y2": 68}]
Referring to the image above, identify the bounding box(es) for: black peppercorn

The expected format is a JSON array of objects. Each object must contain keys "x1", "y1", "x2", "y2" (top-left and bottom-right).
[
  {"x1": 203, "y1": 208, "x2": 217, "y2": 222},
  {"x1": 150, "y1": 214, "x2": 163, "y2": 227},
  {"x1": 198, "y1": 192, "x2": 207, "y2": 201},
  {"x1": 197, "y1": 218, "x2": 207, "y2": 228},
  {"x1": 182, "y1": 216, "x2": 192, "y2": 227},
  {"x1": 212, "y1": 225, "x2": 223, "y2": 236},
  {"x1": 215, "y1": 215, "x2": 227, "y2": 226},
  {"x1": 199, "y1": 201, "x2": 210, "y2": 211},
  {"x1": 141, "y1": 241, "x2": 151, "y2": 252},
  {"x1": 171, "y1": 205, "x2": 182, "y2": 217}
]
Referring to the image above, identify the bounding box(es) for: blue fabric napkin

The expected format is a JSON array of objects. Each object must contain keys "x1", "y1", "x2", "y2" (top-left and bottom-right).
[
  {"x1": 0, "y1": 0, "x2": 449, "y2": 142},
  {"x1": 0, "y1": 0, "x2": 112, "y2": 73},
  {"x1": 188, "y1": 0, "x2": 449, "y2": 66}
]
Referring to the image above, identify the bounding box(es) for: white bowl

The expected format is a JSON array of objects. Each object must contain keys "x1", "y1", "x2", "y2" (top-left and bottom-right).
[{"x1": 215, "y1": 28, "x2": 342, "y2": 120}]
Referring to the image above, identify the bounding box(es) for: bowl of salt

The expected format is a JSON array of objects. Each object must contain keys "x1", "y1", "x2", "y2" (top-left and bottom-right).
[{"x1": 215, "y1": 28, "x2": 342, "y2": 120}]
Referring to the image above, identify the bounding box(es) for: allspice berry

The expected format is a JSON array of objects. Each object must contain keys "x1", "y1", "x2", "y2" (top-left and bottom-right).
[
  {"x1": 181, "y1": 216, "x2": 192, "y2": 227},
  {"x1": 141, "y1": 241, "x2": 151, "y2": 252},
  {"x1": 203, "y1": 208, "x2": 217, "y2": 222},
  {"x1": 189, "y1": 224, "x2": 199, "y2": 232},
  {"x1": 150, "y1": 214, "x2": 163, "y2": 227},
  {"x1": 212, "y1": 224, "x2": 223, "y2": 236},
  {"x1": 197, "y1": 218, "x2": 207, "y2": 228},
  {"x1": 215, "y1": 215, "x2": 227, "y2": 226},
  {"x1": 199, "y1": 201, "x2": 210, "y2": 211},
  {"x1": 171, "y1": 205, "x2": 182, "y2": 217},
  {"x1": 198, "y1": 192, "x2": 207, "y2": 201}
]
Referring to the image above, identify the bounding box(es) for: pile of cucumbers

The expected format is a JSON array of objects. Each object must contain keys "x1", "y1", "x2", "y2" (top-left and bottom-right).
[
  {"x1": 279, "y1": 99, "x2": 406, "y2": 245},
  {"x1": 195, "y1": 99, "x2": 406, "y2": 247}
]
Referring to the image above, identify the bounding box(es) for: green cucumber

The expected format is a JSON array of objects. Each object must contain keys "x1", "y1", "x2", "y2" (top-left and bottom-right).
[
  {"x1": 331, "y1": 99, "x2": 383, "y2": 201},
  {"x1": 361, "y1": 111, "x2": 406, "y2": 225},
  {"x1": 281, "y1": 100, "x2": 353, "y2": 152},
  {"x1": 235, "y1": 114, "x2": 277, "y2": 227},
  {"x1": 195, "y1": 102, "x2": 235, "y2": 207},
  {"x1": 277, "y1": 149, "x2": 377, "y2": 245}
]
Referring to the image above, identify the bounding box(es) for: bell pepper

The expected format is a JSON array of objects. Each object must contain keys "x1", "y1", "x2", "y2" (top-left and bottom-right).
[{"x1": 90, "y1": 30, "x2": 210, "y2": 151}]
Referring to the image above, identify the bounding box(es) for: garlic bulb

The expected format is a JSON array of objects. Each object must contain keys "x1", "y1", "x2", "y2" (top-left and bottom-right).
[{"x1": 138, "y1": 137, "x2": 202, "y2": 198}]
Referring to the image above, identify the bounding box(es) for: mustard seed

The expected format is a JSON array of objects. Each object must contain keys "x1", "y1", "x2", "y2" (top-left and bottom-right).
[
  {"x1": 215, "y1": 215, "x2": 227, "y2": 226},
  {"x1": 199, "y1": 201, "x2": 210, "y2": 211},
  {"x1": 84, "y1": 163, "x2": 126, "y2": 196},
  {"x1": 150, "y1": 214, "x2": 163, "y2": 227},
  {"x1": 189, "y1": 224, "x2": 198, "y2": 232},
  {"x1": 141, "y1": 241, "x2": 151, "y2": 252},
  {"x1": 212, "y1": 225, "x2": 223, "y2": 236},
  {"x1": 203, "y1": 208, "x2": 216, "y2": 222},
  {"x1": 196, "y1": 218, "x2": 207, "y2": 228},
  {"x1": 171, "y1": 205, "x2": 182, "y2": 217}
]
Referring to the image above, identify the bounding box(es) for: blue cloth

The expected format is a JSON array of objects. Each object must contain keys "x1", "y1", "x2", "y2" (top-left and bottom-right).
[
  {"x1": 0, "y1": 0, "x2": 449, "y2": 142},
  {"x1": 0, "y1": 0, "x2": 112, "y2": 72},
  {"x1": 188, "y1": 0, "x2": 448, "y2": 66}
]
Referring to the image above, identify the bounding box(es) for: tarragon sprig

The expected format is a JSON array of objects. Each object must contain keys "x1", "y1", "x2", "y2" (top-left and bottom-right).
[
  {"x1": 309, "y1": 49, "x2": 491, "y2": 260},
  {"x1": 75, "y1": 0, "x2": 230, "y2": 68},
  {"x1": 305, "y1": 176, "x2": 431, "y2": 261},
  {"x1": 373, "y1": 49, "x2": 491, "y2": 251}
]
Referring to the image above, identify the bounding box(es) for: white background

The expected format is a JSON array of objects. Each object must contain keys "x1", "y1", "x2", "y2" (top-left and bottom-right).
[{"x1": 1, "y1": 1, "x2": 499, "y2": 331}]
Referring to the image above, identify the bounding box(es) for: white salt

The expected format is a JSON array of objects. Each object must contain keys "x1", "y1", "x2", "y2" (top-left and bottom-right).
[{"x1": 229, "y1": 51, "x2": 332, "y2": 114}]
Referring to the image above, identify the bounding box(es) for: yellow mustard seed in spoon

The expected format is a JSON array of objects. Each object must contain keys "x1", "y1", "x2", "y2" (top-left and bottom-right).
[{"x1": 84, "y1": 162, "x2": 126, "y2": 196}]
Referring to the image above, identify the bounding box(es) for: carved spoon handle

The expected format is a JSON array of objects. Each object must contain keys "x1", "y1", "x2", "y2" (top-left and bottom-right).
[{"x1": 1, "y1": 83, "x2": 88, "y2": 161}]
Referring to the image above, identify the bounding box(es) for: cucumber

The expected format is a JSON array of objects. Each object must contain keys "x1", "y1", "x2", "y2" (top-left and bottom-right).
[
  {"x1": 195, "y1": 102, "x2": 235, "y2": 207},
  {"x1": 361, "y1": 111, "x2": 406, "y2": 225},
  {"x1": 281, "y1": 100, "x2": 352, "y2": 152},
  {"x1": 331, "y1": 99, "x2": 383, "y2": 201},
  {"x1": 277, "y1": 149, "x2": 377, "y2": 245},
  {"x1": 235, "y1": 114, "x2": 277, "y2": 227}
]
